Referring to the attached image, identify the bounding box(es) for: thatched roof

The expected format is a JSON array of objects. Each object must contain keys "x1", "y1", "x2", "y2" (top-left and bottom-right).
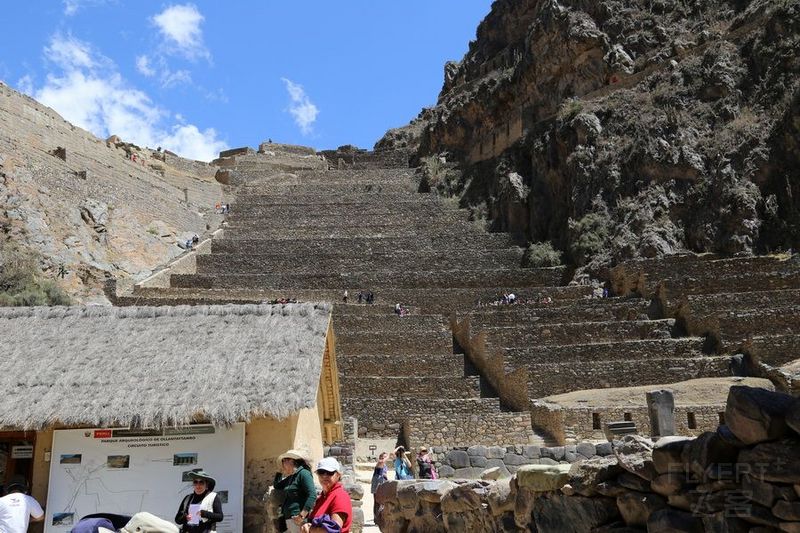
[{"x1": 0, "y1": 303, "x2": 331, "y2": 429}]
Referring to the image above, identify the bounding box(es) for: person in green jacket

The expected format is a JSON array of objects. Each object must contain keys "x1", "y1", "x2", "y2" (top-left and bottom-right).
[{"x1": 273, "y1": 449, "x2": 316, "y2": 533}]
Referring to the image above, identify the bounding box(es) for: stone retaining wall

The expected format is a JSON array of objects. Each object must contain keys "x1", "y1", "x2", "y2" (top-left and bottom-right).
[
  {"x1": 374, "y1": 385, "x2": 800, "y2": 533},
  {"x1": 426, "y1": 441, "x2": 616, "y2": 479},
  {"x1": 404, "y1": 412, "x2": 535, "y2": 449}
]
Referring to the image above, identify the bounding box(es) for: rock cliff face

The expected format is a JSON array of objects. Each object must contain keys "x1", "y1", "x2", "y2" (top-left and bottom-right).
[
  {"x1": 378, "y1": 0, "x2": 800, "y2": 269},
  {"x1": 0, "y1": 82, "x2": 223, "y2": 303}
]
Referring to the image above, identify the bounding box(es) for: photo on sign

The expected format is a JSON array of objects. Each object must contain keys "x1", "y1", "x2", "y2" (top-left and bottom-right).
[
  {"x1": 107, "y1": 455, "x2": 130, "y2": 469},
  {"x1": 174, "y1": 453, "x2": 198, "y2": 466},
  {"x1": 53, "y1": 513, "x2": 74, "y2": 526},
  {"x1": 60, "y1": 454, "x2": 82, "y2": 465},
  {"x1": 217, "y1": 490, "x2": 228, "y2": 504}
]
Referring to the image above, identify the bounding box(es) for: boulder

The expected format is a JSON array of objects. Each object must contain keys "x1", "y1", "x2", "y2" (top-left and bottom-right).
[
  {"x1": 739, "y1": 439, "x2": 800, "y2": 483},
  {"x1": 651, "y1": 472, "x2": 689, "y2": 497},
  {"x1": 569, "y1": 457, "x2": 623, "y2": 497},
  {"x1": 487, "y1": 477, "x2": 515, "y2": 515},
  {"x1": 725, "y1": 386, "x2": 796, "y2": 445},
  {"x1": 780, "y1": 523, "x2": 800, "y2": 533},
  {"x1": 774, "y1": 501, "x2": 800, "y2": 521},
  {"x1": 447, "y1": 449, "x2": 470, "y2": 469},
  {"x1": 652, "y1": 436, "x2": 692, "y2": 474},
  {"x1": 788, "y1": 400, "x2": 800, "y2": 436},
  {"x1": 417, "y1": 480, "x2": 457, "y2": 504},
  {"x1": 647, "y1": 508, "x2": 704, "y2": 532},
  {"x1": 481, "y1": 467, "x2": 502, "y2": 481},
  {"x1": 374, "y1": 480, "x2": 399, "y2": 504},
  {"x1": 504, "y1": 453, "x2": 527, "y2": 466},
  {"x1": 516, "y1": 464, "x2": 572, "y2": 492},
  {"x1": 467, "y1": 445, "x2": 487, "y2": 457},
  {"x1": 701, "y1": 512, "x2": 750, "y2": 533},
  {"x1": 541, "y1": 446, "x2": 565, "y2": 461},
  {"x1": 616, "y1": 490, "x2": 667, "y2": 527},
  {"x1": 438, "y1": 465, "x2": 455, "y2": 478},
  {"x1": 742, "y1": 475, "x2": 782, "y2": 507},
  {"x1": 596, "y1": 442, "x2": 614, "y2": 456},
  {"x1": 732, "y1": 503, "x2": 783, "y2": 528},
  {"x1": 681, "y1": 432, "x2": 738, "y2": 482},
  {"x1": 453, "y1": 467, "x2": 486, "y2": 479},
  {"x1": 617, "y1": 472, "x2": 651, "y2": 492},
  {"x1": 533, "y1": 494, "x2": 619, "y2": 533},
  {"x1": 576, "y1": 442, "x2": 596, "y2": 458},
  {"x1": 614, "y1": 435, "x2": 656, "y2": 481},
  {"x1": 440, "y1": 481, "x2": 488, "y2": 513}
]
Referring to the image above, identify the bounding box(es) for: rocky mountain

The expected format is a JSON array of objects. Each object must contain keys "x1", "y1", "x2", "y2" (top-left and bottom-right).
[
  {"x1": 378, "y1": 0, "x2": 800, "y2": 270},
  {"x1": 0, "y1": 82, "x2": 223, "y2": 303}
]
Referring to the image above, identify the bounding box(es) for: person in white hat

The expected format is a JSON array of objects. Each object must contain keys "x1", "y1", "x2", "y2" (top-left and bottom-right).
[
  {"x1": 175, "y1": 470, "x2": 223, "y2": 533},
  {"x1": 273, "y1": 449, "x2": 315, "y2": 533},
  {"x1": 0, "y1": 479, "x2": 44, "y2": 533},
  {"x1": 301, "y1": 457, "x2": 352, "y2": 533}
]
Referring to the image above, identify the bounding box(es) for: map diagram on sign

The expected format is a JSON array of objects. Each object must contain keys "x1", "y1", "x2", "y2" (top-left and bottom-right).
[{"x1": 59, "y1": 462, "x2": 149, "y2": 515}]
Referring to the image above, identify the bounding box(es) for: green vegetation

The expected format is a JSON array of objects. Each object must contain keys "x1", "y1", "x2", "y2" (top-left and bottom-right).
[
  {"x1": 568, "y1": 212, "x2": 611, "y2": 266},
  {"x1": 522, "y1": 241, "x2": 563, "y2": 267},
  {"x1": 558, "y1": 99, "x2": 584, "y2": 121},
  {"x1": 0, "y1": 241, "x2": 71, "y2": 306}
]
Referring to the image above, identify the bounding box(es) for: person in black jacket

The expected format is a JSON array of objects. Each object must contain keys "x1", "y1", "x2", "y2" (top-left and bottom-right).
[{"x1": 175, "y1": 470, "x2": 224, "y2": 533}]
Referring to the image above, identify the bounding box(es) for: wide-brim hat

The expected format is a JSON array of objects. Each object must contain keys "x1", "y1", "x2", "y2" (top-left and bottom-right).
[
  {"x1": 188, "y1": 470, "x2": 216, "y2": 491},
  {"x1": 278, "y1": 449, "x2": 311, "y2": 464}
]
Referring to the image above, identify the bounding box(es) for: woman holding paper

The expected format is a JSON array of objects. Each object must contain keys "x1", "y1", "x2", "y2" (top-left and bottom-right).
[{"x1": 175, "y1": 470, "x2": 224, "y2": 533}]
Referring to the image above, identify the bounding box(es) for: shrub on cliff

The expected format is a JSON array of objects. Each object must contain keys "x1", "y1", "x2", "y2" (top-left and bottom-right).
[
  {"x1": 0, "y1": 241, "x2": 71, "y2": 306},
  {"x1": 569, "y1": 210, "x2": 611, "y2": 266},
  {"x1": 523, "y1": 242, "x2": 563, "y2": 267}
]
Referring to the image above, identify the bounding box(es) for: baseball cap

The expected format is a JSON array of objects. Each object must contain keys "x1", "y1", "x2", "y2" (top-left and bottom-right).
[{"x1": 315, "y1": 457, "x2": 342, "y2": 473}]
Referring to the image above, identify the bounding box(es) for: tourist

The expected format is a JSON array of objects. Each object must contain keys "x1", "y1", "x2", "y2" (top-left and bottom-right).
[
  {"x1": 302, "y1": 457, "x2": 352, "y2": 533},
  {"x1": 0, "y1": 478, "x2": 44, "y2": 533},
  {"x1": 416, "y1": 447, "x2": 437, "y2": 480},
  {"x1": 394, "y1": 303, "x2": 401, "y2": 315},
  {"x1": 508, "y1": 292, "x2": 516, "y2": 304},
  {"x1": 370, "y1": 452, "x2": 389, "y2": 519},
  {"x1": 175, "y1": 470, "x2": 224, "y2": 533},
  {"x1": 273, "y1": 449, "x2": 316, "y2": 533},
  {"x1": 342, "y1": 289, "x2": 349, "y2": 303},
  {"x1": 357, "y1": 291, "x2": 363, "y2": 304},
  {"x1": 393, "y1": 446, "x2": 413, "y2": 480}
]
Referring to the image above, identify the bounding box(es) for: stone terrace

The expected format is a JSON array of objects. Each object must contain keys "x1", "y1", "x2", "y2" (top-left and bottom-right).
[
  {"x1": 115, "y1": 146, "x2": 800, "y2": 455},
  {"x1": 119, "y1": 148, "x2": 554, "y2": 447}
]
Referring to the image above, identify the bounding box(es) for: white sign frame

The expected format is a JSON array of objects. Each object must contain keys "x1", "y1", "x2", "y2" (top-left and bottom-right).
[{"x1": 45, "y1": 424, "x2": 244, "y2": 533}]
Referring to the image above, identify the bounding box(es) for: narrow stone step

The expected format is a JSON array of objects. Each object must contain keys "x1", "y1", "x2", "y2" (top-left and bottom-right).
[
  {"x1": 340, "y1": 376, "x2": 482, "y2": 399},
  {"x1": 336, "y1": 330, "x2": 452, "y2": 356},
  {"x1": 504, "y1": 337, "x2": 707, "y2": 366},
  {"x1": 338, "y1": 354, "x2": 466, "y2": 377},
  {"x1": 482, "y1": 319, "x2": 676, "y2": 347}
]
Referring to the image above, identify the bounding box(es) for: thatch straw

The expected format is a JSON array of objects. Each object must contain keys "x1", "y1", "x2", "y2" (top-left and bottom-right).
[{"x1": 0, "y1": 303, "x2": 331, "y2": 430}]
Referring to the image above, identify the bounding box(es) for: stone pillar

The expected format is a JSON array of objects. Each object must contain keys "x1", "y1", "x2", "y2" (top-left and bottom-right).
[{"x1": 647, "y1": 389, "x2": 676, "y2": 437}]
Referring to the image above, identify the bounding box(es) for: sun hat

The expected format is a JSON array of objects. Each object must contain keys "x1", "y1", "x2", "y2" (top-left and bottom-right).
[
  {"x1": 278, "y1": 449, "x2": 310, "y2": 463},
  {"x1": 187, "y1": 470, "x2": 216, "y2": 491},
  {"x1": 315, "y1": 457, "x2": 342, "y2": 473}
]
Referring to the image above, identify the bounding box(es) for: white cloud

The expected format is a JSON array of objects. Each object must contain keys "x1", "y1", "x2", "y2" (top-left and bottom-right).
[
  {"x1": 34, "y1": 33, "x2": 227, "y2": 162},
  {"x1": 152, "y1": 4, "x2": 210, "y2": 61},
  {"x1": 17, "y1": 75, "x2": 34, "y2": 96},
  {"x1": 135, "y1": 55, "x2": 155, "y2": 77},
  {"x1": 45, "y1": 33, "x2": 95, "y2": 69},
  {"x1": 281, "y1": 78, "x2": 319, "y2": 135},
  {"x1": 63, "y1": 0, "x2": 112, "y2": 16},
  {"x1": 161, "y1": 69, "x2": 192, "y2": 88}
]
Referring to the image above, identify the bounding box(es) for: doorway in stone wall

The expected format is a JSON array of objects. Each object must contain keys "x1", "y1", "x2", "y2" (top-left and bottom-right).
[{"x1": 0, "y1": 431, "x2": 37, "y2": 493}]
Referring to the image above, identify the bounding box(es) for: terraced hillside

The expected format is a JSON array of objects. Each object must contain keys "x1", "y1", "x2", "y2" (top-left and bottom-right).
[{"x1": 115, "y1": 147, "x2": 800, "y2": 453}]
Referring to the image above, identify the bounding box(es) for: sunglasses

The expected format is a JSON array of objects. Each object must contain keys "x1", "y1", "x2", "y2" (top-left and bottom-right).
[
  {"x1": 192, "y1": 480, "x2": 207, "y2": 485},
  {"x1": 315, "y1": 470, "x2": 336, "y2": 476}
]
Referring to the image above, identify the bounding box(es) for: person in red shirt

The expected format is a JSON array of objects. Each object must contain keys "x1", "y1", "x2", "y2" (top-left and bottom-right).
[{"x1": 301, "y1": 457, "x2": 352, "y2": 533}]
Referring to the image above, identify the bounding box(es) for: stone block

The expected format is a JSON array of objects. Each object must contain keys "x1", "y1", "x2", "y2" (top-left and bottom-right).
[
  {"x1": 533, "y1": 494, "x2": 620, "y2": 533},
  {"x1": 651, "y1": 473, "x2": 688, "y2": 497},
  {"x1": 647, "y1": 389, "x2": 677, "y2": 437},
  {"x1": 516, "y1": 464, "x2": 571, "y2": 492},
  {"x1": 541, "y1": 446, "x2": 565, "y2": 461},
  {"x1": 446, "y1": 450, "x2": 470, "y2": 469},
  {"x1": 539, "y1": 457, "x2": 558, "y2": 465},
  {"x1": 375, "y1": 480, "x2": 399, "y2": 504},
  {"x1": 565, "y1": 445, "x2": 577, "y2": 454},
  {"x1": 438, "y1": 465, "x2": 455, "y2": 478},
  {"x1": 486, "y1": 446, "x2": 506, "y2": 459},
  {"x1": 523, "y1": 445, "x2": 541, "y2": 459},
  {"x1": 774, "y1": 501, "x2": 800, "y2": 522},
  {"x1": 615, "y1": 435, "x2": 656, "y2": 481},
  {"x1": 564, "y1": 451, "x2": 577, "y2": 463},
  {"x1": 453, "y1": 467, "x2": 485, "y2": 479},
  {"x1": 576, "y1": 442, "x2": 596, "y2": 458},
  {"x1": 725, "y1": 386, "x2": 796, "y2": 445},
  {"x1": 440, "y1": 481, "x2": 487, "y2": 513},
  {"x1": 596, "y1": 442, "x2": 613, "y2": 456},
  {"x1": 617, "y1": 490, "x2": 667, "y2": 527},
  {"x1": 481, "y1": 467, "x2": 502, "y2": 480},
  {"x1": 681, "y1": 432, "x2": 739, "y2": 482},
  {"x1": 470, "y1": 455, "x2": 487, "y2": 468},
  {"x1": 503, "y1": 453, "x2": 527, "y2": 466},
  {"x1": 467, "y1": 445, "x2": 487, "y2": 457},
  {"x1": 647, "y1": 508, "x2": 703, "y2": 532},
  {"x1": 487, "y1": 478, "x2": 515, "y2": 515},
  {"x1": 653, "y1": 436, "x2": 692, "y2": 474},
  {"x1": 618, "y1": 472, "x2": 651, "y2": 492},
  {"x1": 568, "y1": 456, "x2": 622, "y2": 497},
  {"x1": 417, "y1": 480, "x2": 457, "y2": 504}
]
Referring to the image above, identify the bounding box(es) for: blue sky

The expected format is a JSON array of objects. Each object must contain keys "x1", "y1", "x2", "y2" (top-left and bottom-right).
[{"x1": 0, "y1": 1, "x2": 493, "y2": 161}]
